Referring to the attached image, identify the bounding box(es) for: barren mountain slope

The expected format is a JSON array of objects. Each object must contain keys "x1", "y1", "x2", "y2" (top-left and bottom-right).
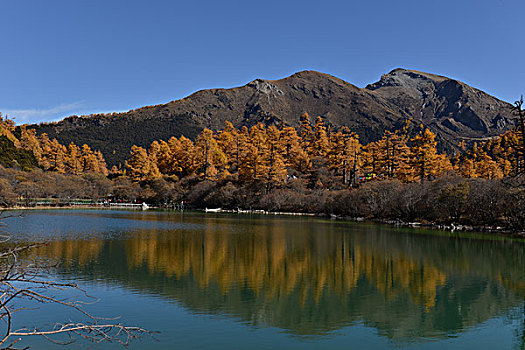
[{"x1": 27, "y1": 69, "x2": 517, "y2": 166}]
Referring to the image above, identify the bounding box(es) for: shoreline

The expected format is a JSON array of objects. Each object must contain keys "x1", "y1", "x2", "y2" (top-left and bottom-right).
[
  {"x1": 200, "y1": 208, "x2": 525, "y2": 239},
  {"x1": 4, "y1": 205, "x2": 524, "y2": 239},
  {"x1": 4, "y1": 205, "x2": 108, "y2": 211}
]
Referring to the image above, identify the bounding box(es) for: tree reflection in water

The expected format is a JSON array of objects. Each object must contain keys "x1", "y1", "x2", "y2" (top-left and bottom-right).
[{"x1": 26, "y1": 214, "x2": 524, "y2": 343}]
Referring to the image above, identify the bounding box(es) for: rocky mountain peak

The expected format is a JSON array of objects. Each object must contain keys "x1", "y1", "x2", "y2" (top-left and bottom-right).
[
  {"x1": 366, "y1": 68, "x2": 448, "y2": 98},
  {"x1": 247, "y1": 79, "x2": 284, "y2": 96}
]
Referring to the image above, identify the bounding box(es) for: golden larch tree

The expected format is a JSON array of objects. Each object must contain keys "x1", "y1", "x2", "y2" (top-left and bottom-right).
[
  {"x1": 65, "y1": 143, "x2": 83, "y2": 175},
  {"x1": 126, "y1": 145, "x2": 161, "y2": 181},
  {"x1": 407, "y1": 129, "x2": 451, "y2": 182},
  {"x1": 281, "y1": 126, "x2": 310, "y2": 172},
  {"x1": 195, "y1": 128, "x2": 227, "y2": 180},
  {"x1": 265, "y1": 125, "x2": 287, "y2": 187}
]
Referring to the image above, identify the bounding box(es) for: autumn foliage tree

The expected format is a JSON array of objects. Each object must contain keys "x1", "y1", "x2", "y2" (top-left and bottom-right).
[
  {"x1": 128, "y1": 115, "x2": 506, "y2": 191},
  {"x1": 328, "y1": 128, "x2": 360, "y2": 184},
  {"x1": 454, "y1": 128, "x2": 523, "y2": 178},
  {"x1": 126, "y1": 145, "x2": 161, "y2": 181},
  {"x1": 407, "y1": 128, "x2": 452, "y2": 182},
  {"x1": 195, "y1": 128, "x2": 227, "y2": 180},
  {"x1": 9, "y1": 120, "x2": 109, "y2": 176}
]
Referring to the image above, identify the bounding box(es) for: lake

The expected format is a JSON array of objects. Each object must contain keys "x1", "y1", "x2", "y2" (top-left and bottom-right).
[{"x1": 3, "y1": 210, "x2": 524, "y2": 349}]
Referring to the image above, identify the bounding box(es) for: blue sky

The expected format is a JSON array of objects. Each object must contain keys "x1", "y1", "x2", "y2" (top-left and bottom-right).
[{"x1": 1, "y1": 0, "x2": 524, "y2": 124}]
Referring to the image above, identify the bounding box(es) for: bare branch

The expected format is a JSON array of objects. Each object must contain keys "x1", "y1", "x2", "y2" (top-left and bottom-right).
[
  {"x1": 0, "y1": 215, "x2": 154, "y2": 348},
  {"x1": 10, "y1": 323, "x2": 155, "y2": 346}
]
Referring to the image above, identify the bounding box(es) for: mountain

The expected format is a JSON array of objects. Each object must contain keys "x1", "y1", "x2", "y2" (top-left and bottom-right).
[
  {"x1": 25, "y1": 69, "x2": 518, "y2": 167},
  {"x1": 366, "y1": 69, "x2": 515, "y2": 141}
]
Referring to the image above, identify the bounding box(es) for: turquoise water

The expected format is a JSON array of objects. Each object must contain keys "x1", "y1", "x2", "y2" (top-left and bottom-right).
[{"x1": 3, "y1": 210, "x2": 524, "y2": 349}]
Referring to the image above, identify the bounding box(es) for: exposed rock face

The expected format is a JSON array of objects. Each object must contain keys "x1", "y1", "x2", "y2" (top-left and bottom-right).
[
  {"x1": 366, "y1": 69, "x2": 515, "y2": 142},
  {"x1": 27, "y1": 69, "x2": 517, "y2": 166}
]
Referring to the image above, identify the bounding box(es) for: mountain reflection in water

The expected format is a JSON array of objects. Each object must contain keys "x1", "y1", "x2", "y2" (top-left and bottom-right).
[{"x1": 23, "y1": 212, "x2": 524, "y2": 342}]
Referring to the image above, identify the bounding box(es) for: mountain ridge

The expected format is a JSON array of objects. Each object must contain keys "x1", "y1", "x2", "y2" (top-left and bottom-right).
[{"x1": 25, "y1": 69, "x2": 518, "y2": 167}]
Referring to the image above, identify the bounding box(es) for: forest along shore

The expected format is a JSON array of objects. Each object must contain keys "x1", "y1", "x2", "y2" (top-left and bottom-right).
[{"x1": 0, "y1": 114, "x2": 524, "y2": 234}]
